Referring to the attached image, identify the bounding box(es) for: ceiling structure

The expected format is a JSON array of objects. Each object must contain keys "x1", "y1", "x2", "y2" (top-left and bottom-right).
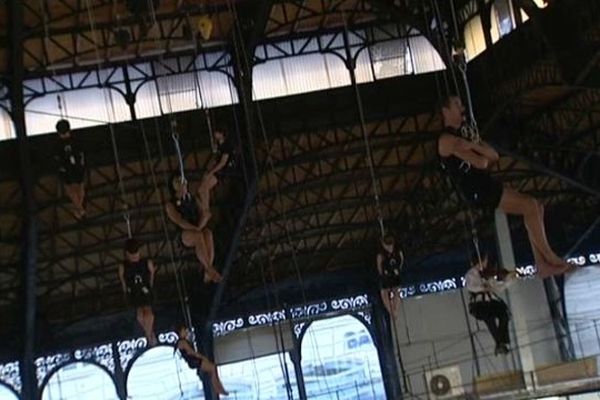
[{"x1": 0, "y1": 0, "x2": 598, "y2": 358}]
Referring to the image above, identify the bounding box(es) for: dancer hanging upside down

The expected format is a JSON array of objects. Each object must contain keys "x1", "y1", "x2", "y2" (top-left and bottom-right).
[
  {"x1": 437, "y1": 95, "x2": 573, "y2": 278},
  {"x1": 166, "y1": 166, "x2": 226, "y2": 283},
  {"x1": 376, "y1": 234, "x2": 404, "y2": 316},
  {"x1": 55, "y1": 119, "x2": 86, "y2": 219},
  {"x1": 175, "y1": 324, "x2": 229, "y2": 397},
  {"x1": 118, "y1": 238, "x2": 157, "y2": 346}
]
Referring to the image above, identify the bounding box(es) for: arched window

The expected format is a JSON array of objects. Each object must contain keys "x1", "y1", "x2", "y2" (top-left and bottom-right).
[
  {"x1": 520, "y1": 0, "x2": 548, "y2": 22},
  {"x1": 0, "y1": 108, "x2": 15, "y2": 141},
  {"x1": 41, "y1": 362, "x2": 118, "y2": 400},
  {"x1": 464, "y1": 16, "x2": 486, "y2": 60},
  {"x1": 300, "y1": 315, "x2": 384, "y2": 399},
  {"x1": 25, "y1": 86, "x2": 130, "y2": 136},
  {"x1": 218, "y1": 353, "x2": 299, "y2": 399},
  {"x1": 491, "y1": 0, "x2": 516, "y2": 43},
  {"x1": 0, "y1": 383, "x2": 19, "y2": 400},
  {"x1": 127, "y1": 346, "x2": 205, "y2": 400},
  {"x1": 565, "y1": 265, "x2": 600, "y2": 358}
]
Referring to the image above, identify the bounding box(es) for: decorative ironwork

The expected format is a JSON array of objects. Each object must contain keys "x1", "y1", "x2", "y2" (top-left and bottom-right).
[
  {"x1": 212, "y1": 318, "x2": 244, "y2": 337},
  {"x1": 331, "y1": 294, "x2": 369, "y2": 311},
  {"x1": 248, "y1": 310, "x2": 286, "y2": 326},
  {"x1": 73, "y1": 344, "x2": 115, "y2": 374},
  {"x1": 293, "y1": 322, "x2": 306, "y2": 339},
  {"x1": 289, "y1": 302, "x2": 328, "y2": 319},
  {"x1": 0, "y1": 362, "x2": 21, "y2": 394},
  {"x1": 35, "y1": 352, "x2": 72, "y2": 387},
  {"x1": 357, "y1": 311, "x2": 372, "y2": 326},
  {"x1": 158, "y1": 331, "x2": 179, "y2": 345},
  {"x1": 117, "y1": 337, "x2": 147, "y2": 371}
]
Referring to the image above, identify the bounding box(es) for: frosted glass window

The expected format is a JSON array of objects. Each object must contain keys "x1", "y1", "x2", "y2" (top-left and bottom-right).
[
  {"x1": 127, "y1": 346, "x2": 205, "y2": 400},
  {"x1": 25, "y1": 87, "x2": 130, "y2": 136},
  {"x1": 0, "y1": 108, "x2": 15, "y2": 141},
  {"x1": 41, "y1": 362, "x2": 118, "y2": 400},
  {"x1": 464, "y1": 16, "x2": 486, "y2": 60},
  {"x1": 565, "y1": 266, "x2": 600, "y2": 358},
  {"x1": 0, "y1": 384, "x2": 18, "y2": 400},
  {"x1": 491, "y1": 0, "x2": 516, "y2": 43},
  {"x1": 218, "y1": 353, "x2": 299, "y2": 400},
  {"x1": 301, "y1": 315, "x2": 385, "y2": 399}
]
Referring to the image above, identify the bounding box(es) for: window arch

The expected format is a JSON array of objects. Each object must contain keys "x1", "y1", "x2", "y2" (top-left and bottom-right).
[
  {"x1": 300, "y1": 314, "x2": 385, "y2": 399},
  {"x1": 0, "y1": 382, "x2": 19, "y2": 400},
  {"x1": 0, "y1": 107, "x2": 15, "y2": 141},
  {"x1": 127, "y1": 345, "x2": 205, "y2": 400},
  {"x1": 41, "y1": 362, "x2": 119, "y2": 400},
  {"x1": 24, "y1": 86, "x2": 130, "y2": 136}
]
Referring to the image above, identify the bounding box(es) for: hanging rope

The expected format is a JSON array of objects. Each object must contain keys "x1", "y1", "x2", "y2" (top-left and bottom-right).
[
  {"x1": 341, "y1": 11, "x2": 386, "y2": 239},
  {"x1": 84, "y1": 0, "x2": 193, "y2": 331}
]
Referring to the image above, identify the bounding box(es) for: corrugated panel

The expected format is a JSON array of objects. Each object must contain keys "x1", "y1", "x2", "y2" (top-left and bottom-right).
[
  {"x1": 465, "y1": 15, "x2": 487, "y2": 60},
  {"x1": 408, "y1": 36, "x2": 446, "y2": 74},
  {"x1": 25, "y1": 87, "x2": 130, "y2": 136},
  {"x1": 0, "y1": 109, "x2": 15, "y2": 140}
]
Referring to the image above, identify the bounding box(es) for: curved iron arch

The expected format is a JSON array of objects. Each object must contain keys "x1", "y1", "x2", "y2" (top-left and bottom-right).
[{"x1": 39, "y1": 360, "x2": 119, "y2": 400}]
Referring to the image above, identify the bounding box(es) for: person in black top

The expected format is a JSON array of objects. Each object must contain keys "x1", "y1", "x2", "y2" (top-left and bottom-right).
[
  {"x1": 438, "y1": 95, "x2": 573, "y2": 278},
  {"x1": 166, "y1": 171, "x2": 224, "y2": 283},
  {"x1": 118, "y1": 238, "x2": 157, "y2": 346},
  {"x1": 55, "y1": 119, "x2": 86, "y2": 219},
  {"x1": 465, "y1": 254, "x2": 516, "y2": 355},
  {"x1": 376, "y1": 234, "x2": 404, "y2": 315},
  {"x1": 175, "y1": 324, "x2": 229, "y2": 397}
]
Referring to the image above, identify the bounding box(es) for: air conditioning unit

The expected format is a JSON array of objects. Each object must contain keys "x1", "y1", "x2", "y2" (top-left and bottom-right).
[{"x1": 425, "y1": 366, "x2": 464, "y2": 399}]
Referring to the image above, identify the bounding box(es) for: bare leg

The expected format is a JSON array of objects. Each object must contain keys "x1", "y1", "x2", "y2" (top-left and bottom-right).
[
  {"x1": 182, "y1": 231, "x2": 211, "y2": 268},
  {"x1": 137, "y1": 307, "x2": 156, "y2": 346},
  {"x1": 197, "y1": 176, "x2": 217, "y2": 229},
  {"x1": 201, "y1": 361, "x2": 228, "y2": 395},
  {"x1": 498, "y1": 188, "x2": 567, "y2": 268},
  {"x1": 64, "y1": 184, "x2": 85, "y2": 218},
  {"x1": 391, "y1": 291, "x2": 400, "y2": 315},
  {"x1": 77, "y1": 183, "x2": 86, "y2": 215},
  {"x1": 381, "y1": 289, "x2": 392, "y2": 315}
]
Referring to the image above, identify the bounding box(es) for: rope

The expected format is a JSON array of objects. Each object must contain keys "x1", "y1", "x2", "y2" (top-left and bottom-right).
[
  {"x1": 81, "y1": 0, "x2": 133, "y2": 238},
  {"x1": 342, "y1": 10, "x2": 386, "y2": 239},
  {"x1": 83, "y1": 0, "x2": 193, "y2": 332}
]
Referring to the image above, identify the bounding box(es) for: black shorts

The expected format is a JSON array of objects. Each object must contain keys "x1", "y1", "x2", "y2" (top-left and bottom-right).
[
  {"x1": 60, "y1": 165, "x2": 85, "y2": 185},
  {"x1": 456, "y1": 169, "x2": 503, "y2": 210},
  {"x1": 128, "y1": 290, "x2": 153, "y2": 308},
  {"x1": 185, "y1": 358, "x2": 203, "y2": 370},
  {"x1": 469, "y1": 299, "x2": 508, "y2": 320},
  {"x1": 380, "y1": 276, "x2": 402, "y2": 290}
]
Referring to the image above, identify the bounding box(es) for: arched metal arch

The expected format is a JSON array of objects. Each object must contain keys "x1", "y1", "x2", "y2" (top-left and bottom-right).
[
  {"x1": 0, "y1": 381, "x2": 21, "y2": 400},
  {"x1": 122, "y1": 344, "x2": 178, "y2": 381},
  {"x1": 38, "y1": 360, "x2": 119, "y2": 400},
  {"x1": 296, "y1": 311, "x2": 376, "y2": 360}
]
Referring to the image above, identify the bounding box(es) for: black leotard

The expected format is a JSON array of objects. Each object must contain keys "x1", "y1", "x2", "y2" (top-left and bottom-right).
[
  {"x1": 438, "y1": 127, "x2": 503, "y2": 210},
  {"x1": 124, "y1": 259, "x2": 152, "y2": 307},
  {"x1": 176, "y1": 338, "x2": 203, "y2": 369},
  {"x1": 379, "y1": 248, "x2": 403, "y2": 289},
  {"x1": 57, "y1": 137, "x2": 85, "y2": 184},
  {"x1": 173, "y1": 192, "x2": 200, "y2": 226}
]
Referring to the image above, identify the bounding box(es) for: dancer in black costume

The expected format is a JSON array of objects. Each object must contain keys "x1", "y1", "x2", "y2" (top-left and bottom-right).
[
  {"x1": 437, "y1": 96, "x2": 573, "y2": 278},
  {"x1": 376, "y1": 235, "x2": 404, "y2": 315}
]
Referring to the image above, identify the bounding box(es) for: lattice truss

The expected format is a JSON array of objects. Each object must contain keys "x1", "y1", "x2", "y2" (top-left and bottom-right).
[{"x1": 0, "y1": 0, "x2": 598, "y2": 336}]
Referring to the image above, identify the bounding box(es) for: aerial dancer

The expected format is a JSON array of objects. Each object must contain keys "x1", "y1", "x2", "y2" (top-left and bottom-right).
[
  {"x1": 376, "y1": 234, "x2": 404, "y2": 315},
  {"x1": 55, "y1": 119, "x2": 86, "y2": 219}
]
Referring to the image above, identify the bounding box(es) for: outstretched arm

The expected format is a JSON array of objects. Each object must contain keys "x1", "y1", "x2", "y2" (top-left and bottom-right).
[
  {"x1": 118, "y1": 264, "x2": 127, "y2": 294},
  {"x1": 439, "y1": 134, "x2": 493, "y2": 170},
  {"x1": 147, "y1": 260, "x2": 156, "y2": 287},
  {"x1": 472, "y1": 140, "x2": 499, "y2": 164},
  {"x1": 166, "y1": 203, "x2": 201, "y2": 231},
  {"x1": 179, "y1": 339, "x2": 209, "y2": 362},
  {"x1": 376, "y1": 254, "x2": 384, "y2": 276},
  {"x1": 207, "y1": 153, "x2": 228, "y2": 176}
]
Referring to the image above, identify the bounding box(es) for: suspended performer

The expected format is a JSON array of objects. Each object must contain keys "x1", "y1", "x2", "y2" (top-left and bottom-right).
[
  {"x1": 438, "y1": 96, "x2": 574, "y2": 278},
  {"x1": 175, "y1": 324, "x2": 229, "y2": 397},
  {"x1": 465, "y1": 254, "x2": 516, "y2": 355},
  {"x1": 213, "y1": 130, "x2": 236, "y2": 173},
  {"x1": 55, "y1": 119, "x2": 86, "y2": 219},
  {"x1": 376, "y1": 234, "x2": 404, "y2": 315},
  {"x1": 119, "y1": 238, "x2": 157, "y2": 346},
  {"x1": 166, "y1": 174, "x2": 222, "y2": 283}
]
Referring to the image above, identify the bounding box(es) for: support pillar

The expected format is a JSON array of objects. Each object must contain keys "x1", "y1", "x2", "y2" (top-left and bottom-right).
[
  {"x1": 371, "y1": 292, "x2": 403, "y2": 399},
  {"x1": 289, "y1": 348, "x2": 307, "y2": 400},
  {"x1": 494, "y1": 210, "x2": 561, "y2": 386},
  {"x1": 8, "y1": 1, "x2": 39, "y2": 399}
]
